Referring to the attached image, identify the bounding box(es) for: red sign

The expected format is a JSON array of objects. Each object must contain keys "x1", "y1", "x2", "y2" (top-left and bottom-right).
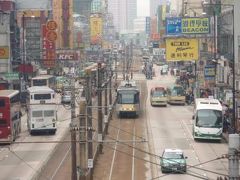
[
  {"x1": 47, "y1": 20, "x2": 57, "y2": 31},
  {"x1": 46, "y1": 31, "x2": 57, "y2": 42},
  {"x1": 151, "y1": 33, "x2": 160, "y2": 41},
  {"x1": 18, "y1": 64, "x2": 33, "y2": 73},
  {"x1": 42, "y1": 24, "x2": 56, "y2": 68},
  {"x1": 57, "y1": 53, "x2": 78, "y2": 60}
]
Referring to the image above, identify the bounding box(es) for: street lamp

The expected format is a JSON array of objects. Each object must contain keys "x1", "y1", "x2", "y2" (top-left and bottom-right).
[{"x1": 203, "y1": 2, "x2": 235, "y2": 132}]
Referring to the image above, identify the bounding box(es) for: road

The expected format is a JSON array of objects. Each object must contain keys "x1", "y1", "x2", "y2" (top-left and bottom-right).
[
  {"x1": 0, "y1": 94, "x2": 71, "y2": 180},
  {"x1": 0, "y1": 61, "x2": 229, "y2": 180},
  {"x1": 147, "y1": 65, "x2": 228, "y2": 180}
]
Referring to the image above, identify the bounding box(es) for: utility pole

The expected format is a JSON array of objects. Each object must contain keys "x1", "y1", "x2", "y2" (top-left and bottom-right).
[
  {"x1": 109, "y1": 64, "x2": 112, "y2": 106},
  {"x1": 85, "y1": 69, "x2": 93, "y2": 180},
  {"x1": 104, "y1": 68, "x2": 108, "y2": 135},
  {"x1": 115, "y1": 54, "x2": 118, "y2": 85},
  {"x1": 97, "y1": 62, "x2": 103, "y2": 153},
  {"x1": 79, "y1": 100, "x2": 86, "y2": 180},
  {"x1": 70, "y1": 77, "x2": 77, "y2": 180},
  {"x1": 228, "y1": 134, "x2": 240, "y2": 180}
]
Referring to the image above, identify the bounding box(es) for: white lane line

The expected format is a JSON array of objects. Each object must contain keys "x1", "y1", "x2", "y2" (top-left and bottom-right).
[
  {"x1": 50, "y1": 145, "x2": 71, "y2": 180},
  {"x1": 108, "y1": 128, "x2": 120, "y2": 180},
  {"x1": 179, "y1": 117, "x2": 193, "y2": 140},
  {"x1": 132, "y1": 127, "x2": 135, "y2": 180}
]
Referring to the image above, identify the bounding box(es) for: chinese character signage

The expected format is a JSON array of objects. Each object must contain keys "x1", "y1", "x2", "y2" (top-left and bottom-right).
[
  {"x1": 145, "y1": 17, "x2": 151, "y2": 36},
  {"x1": 90, "y1": 16, "x2": 103, "y2": 44},
  {"x1": 182, "y1": 18, "x2": 209, "y2": 34},
  {"x1": 42, "y1": 24, "x2": 56, "y2": 68},
  {"x1": 166, "y1": 17, "x2": 210, "y2": 35},
  {"x1": 0, "y1": 46, "x2": 9, "y2": 59},
  {"x1": 166, "y1": 38, "x2": 199, "y2": 61}
]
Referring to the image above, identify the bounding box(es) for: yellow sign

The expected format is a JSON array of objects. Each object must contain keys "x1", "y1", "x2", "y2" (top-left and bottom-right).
[
  {"x1": 182, "y1": 18, "x2": 209, "y2": 34},
  {"x1": 166, "y1": 38, "x2": 199, "y2": 61},
  {"x1": 90, "y1": 17, "x2": 103, "y2": 44},
  {"x1": 0, "y1": 46, "x2": 9, "y2": 59}
]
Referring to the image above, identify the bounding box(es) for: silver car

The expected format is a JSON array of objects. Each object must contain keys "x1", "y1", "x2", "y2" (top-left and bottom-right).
[{"x1": 61, "y1": 91, "x2": 71, "y2": 104}]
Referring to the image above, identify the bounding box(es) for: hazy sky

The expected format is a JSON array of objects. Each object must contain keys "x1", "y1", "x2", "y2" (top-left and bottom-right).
[{"x1": 137, "y1": 0, "x2": 150, "y2": 17}]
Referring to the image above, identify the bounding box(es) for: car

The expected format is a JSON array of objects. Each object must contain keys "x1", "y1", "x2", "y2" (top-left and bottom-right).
[
  {"x1": 61, "y1": 91, "x2": 71, "y2": 104},
  {"x1": 150, "y1": 87, "x2": 167, "y2": 106},
  {"x1": 160, "y1": 149, "x2": 187, "y2": 173}
]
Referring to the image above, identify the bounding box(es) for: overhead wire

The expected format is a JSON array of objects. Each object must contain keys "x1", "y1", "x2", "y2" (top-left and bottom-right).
[
  {"x1": 102, "y1": 143, "x2": 213, "y2": 180},
  {"x1": 106, "y1": 135, "x2": 228, "y2": 177}
]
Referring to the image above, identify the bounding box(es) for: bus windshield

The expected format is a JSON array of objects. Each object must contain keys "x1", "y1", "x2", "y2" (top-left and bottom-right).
[
  {"x1": 118, "y1": 91, "x2": 139, "y2": 104},
  {"x1": 172, "y1": 87, "x2": 184, "y2": 96},
  {"x1": 196, "y1": 109, "x2": 222, "y2": 128},
  {"x1": 33, "y1": 79, "x2": 47, "y2": 86},
  {"x1": 153, "y1": 91, "x2": 166, "y2": 97}
]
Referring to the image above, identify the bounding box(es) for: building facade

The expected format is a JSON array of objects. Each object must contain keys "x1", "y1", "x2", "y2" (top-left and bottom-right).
[{"x1": 108, "y1": 0, "x2": 137, "y2": 33}]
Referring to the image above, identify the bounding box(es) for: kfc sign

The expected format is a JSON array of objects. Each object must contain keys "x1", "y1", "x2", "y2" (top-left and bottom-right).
[{"x1": 57, "y1": 53, "x2": 78, "y2": 60}]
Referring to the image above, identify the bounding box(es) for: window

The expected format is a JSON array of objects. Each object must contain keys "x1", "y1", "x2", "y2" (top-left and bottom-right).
[
  {"x1": 34, "y1": 94, "x2": 51, "y2": 100},
  {"x1": 44, "y1": 110, "x2": 54, "y2": 117},
  {"x1": 32, "y1": 111, "x2": 43, "y2": 117},
  {"x1": 117, "y1": 90, "x2": 139, "y2": 104},
  {"x1": 152, "y1": 91, "x2": 166, "y2": 97},
  {"x1": 32, "y1": 79, "x2": 47, "y2": 86},
  {"x1": 0, "y1": 99, "x2": 5, "y2": 107},
  {"x1": 0, "y1": 119, "x2": 7, "y2": 127},
  {"x1": 10, "y1": 94, "x2": 20, "y2": 104},
  {"x1": 163, "y1": 152, "x2": 184, "y2": 159},
  {"x1": 196, "y1": 109, "x2": 222, "y2": 127}
]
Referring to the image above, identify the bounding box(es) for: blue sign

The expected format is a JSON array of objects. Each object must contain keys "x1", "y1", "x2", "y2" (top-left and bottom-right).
[
  {"x1": 145, "y1": 17, "x2": 151, "y2": 35},
  {"x1": 166, "y1": 17, "x2": 182, "y2": 35},
  {"x1": 204, "y1": 65, "x2": 215, "y2": 78}
]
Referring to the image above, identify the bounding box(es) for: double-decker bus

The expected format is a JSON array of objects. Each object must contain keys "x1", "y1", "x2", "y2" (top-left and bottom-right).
[
  {"x1": 116, "y1": 80, "x2": 140, "y2": 118},
  {"x1": 27, "y1": 86, "x2": 57, "y2": 134},
  {"x1": 0, "y1": 90, "x2": 21, "y2": 143},
  {"x1": 31, "y1": 75, "x2": 55, "y2": 90},
  {"x1": 192, "y1": 98, "x2": 223, "y2": 140}
]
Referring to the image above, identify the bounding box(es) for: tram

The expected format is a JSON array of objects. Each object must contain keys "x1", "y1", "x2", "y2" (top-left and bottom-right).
[{"x1": 116, "y1": 80, "x2": 140, "y2": 118}]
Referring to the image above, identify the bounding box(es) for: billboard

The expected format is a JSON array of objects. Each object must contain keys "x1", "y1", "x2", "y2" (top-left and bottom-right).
[
  {"x1": 182, "y1": 18, "x2": 210, "y2": 34},
  {"x1": 166, "y1": 17, "x2": 182, "y2": 35},
  {"x1": 145, "y1": 17, "x2": 151, "y2": 36},
  {"x1": 90, "y1": 16, "x2": 103, "y2": 44},
  {"x1": 0, "y1": 47, "x2": 9, "y2": 59},
  {"x1": 166, "y1": 17, "x2": 210, "y2": 35},
  {"x1": 204, "y1": 65, "x2": 215, "y2": 80},
  {"x1": 166, "y1": 38, "x2": 199, "y2": 61},
  {"x1": 42, "y1": 24, "x2": 56, "y2": 68}
]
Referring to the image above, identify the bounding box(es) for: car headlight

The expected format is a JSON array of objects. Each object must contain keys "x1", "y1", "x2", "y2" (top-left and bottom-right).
[
  {"x1": 163, "y1": 162, "x2": 169, "y2": 166},
  {"x1": 195, "y1": 131, "x2": 202, "y2": 135},
  {"x1": 180, "y1": 163, "x2": 185, "y2": 166}
]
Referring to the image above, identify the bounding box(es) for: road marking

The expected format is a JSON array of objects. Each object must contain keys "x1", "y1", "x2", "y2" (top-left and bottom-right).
[
  {"x1": 132, "y1": 127, "x2": 135, "y2": 180},
  {"x1": 108, "y1": 127, "x2": 120, "y2": 180},
  {"x1": 50, "y1": 145, "x2": 71, "y2": 180}
]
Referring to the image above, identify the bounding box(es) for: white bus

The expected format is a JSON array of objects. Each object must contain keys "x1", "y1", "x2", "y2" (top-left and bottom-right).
[
  {"x1": 192, "y1": 98, "x2": 223, "y2": 140},
  {"x1": 31, "y1": 75, "x2": 55, "y2": 90},
  {"x1": 27, "y1": 86, "x2": 57, "y2": 134}
]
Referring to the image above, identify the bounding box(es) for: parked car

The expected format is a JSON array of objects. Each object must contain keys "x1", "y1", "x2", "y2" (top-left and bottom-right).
[
  {"x1": 61, "y1": 91, "x2": 71, "y2": 104},
  {"x1": 160, "y1": 149, "x2": 187, "y2": 173}
]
